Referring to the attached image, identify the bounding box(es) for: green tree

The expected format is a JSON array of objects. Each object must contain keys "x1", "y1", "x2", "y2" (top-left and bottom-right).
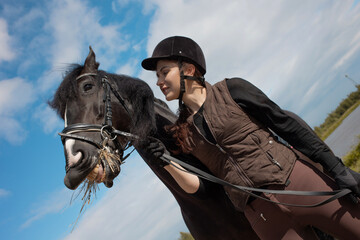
[
  {"x1": 314, "y1": 84, "x2": 360, "y2": 139},
  {"x1": 178, "y1": 232, "x2": 195, "y2": 240},
  {"x1": 343, "y1": 135, "x2": 360, "y2": 172}
]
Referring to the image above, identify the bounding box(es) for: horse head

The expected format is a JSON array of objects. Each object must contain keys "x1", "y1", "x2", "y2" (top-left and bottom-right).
[{"x1": 49, "y1": 46, "x2": 156, "y2": 191}]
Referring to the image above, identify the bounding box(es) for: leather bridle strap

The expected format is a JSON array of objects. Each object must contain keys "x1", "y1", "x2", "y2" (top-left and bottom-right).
[
  {"x1": 102, "y1": 76, "x2": 132, "y2": 119},
  {"x1": 160, "y1": 154, "x2": 352, "y2": 208},
  {"x1": 59, "y1": 123, "x2": 138, "y2": 148}
]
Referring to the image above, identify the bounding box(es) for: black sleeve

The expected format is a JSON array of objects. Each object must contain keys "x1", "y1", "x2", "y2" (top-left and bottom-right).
[
  {"x1": 189, "y1": 177, "x2": 208, "y2": 199},
  {"x1": 226, "y1": 77, "x2": 339, "y2": 170},
  {"x1": 172, "y1": 153, "x2": 212, "y2": 199}
]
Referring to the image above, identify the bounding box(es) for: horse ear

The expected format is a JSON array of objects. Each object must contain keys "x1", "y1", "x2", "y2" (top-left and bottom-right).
[{"x1": 82, "y1": 46, "x2": 100, "y2": 74}]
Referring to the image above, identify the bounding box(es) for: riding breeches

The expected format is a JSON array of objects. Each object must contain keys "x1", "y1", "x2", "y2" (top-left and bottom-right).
[{"x1": 244, "y1": 159, "x2": 360, "y2": 240}]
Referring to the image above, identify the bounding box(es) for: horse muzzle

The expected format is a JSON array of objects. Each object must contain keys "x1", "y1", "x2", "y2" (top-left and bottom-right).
[
  {"x1": 63, "y1": 150, "x2": 122, "y2": 190},
  {"x1": 59, "y1": 123, "x2": 135, "y2": 190}
]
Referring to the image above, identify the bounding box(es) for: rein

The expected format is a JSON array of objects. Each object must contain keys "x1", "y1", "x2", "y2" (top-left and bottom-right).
[
  {"x1": 59, "y1": 72, "x2": 353, "y2": 207},
  {"x1": 160, "y1": 154, "x2": 352, "y2": 208}
]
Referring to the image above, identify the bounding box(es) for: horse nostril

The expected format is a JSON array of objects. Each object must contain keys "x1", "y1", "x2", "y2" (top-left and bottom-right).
[{"x1": 65, "y1": 139, "x2": 83, "y2": 167}]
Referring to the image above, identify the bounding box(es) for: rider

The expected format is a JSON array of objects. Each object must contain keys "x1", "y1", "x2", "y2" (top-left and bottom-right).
[{"x1": 141, "y1": 36, "x2": 360, "y2": 239}]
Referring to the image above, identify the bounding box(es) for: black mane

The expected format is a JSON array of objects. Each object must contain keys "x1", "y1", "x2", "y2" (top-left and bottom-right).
[
  {"x1": 49, "y1": 65, "x2": 157, "y2": 140},
  {"x1": 49, "y1": 64, "x2": 83, "y2": 118}
]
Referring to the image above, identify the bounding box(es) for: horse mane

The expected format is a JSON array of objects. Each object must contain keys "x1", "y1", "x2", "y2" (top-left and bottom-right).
[
  {"x1": 100, "y1": 71, "x2": 157, "y2": 140},
  {"x1": 48, "y1": 65, "x2": 157, "y2": 141},
  {"x1": 48, "y1": 64, "x2": 83, "y2": 119}
]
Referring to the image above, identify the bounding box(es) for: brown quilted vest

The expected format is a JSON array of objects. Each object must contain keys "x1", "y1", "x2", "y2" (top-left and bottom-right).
[{"x1": 187, "y1": 80, "x2": 297, "y2": 211}]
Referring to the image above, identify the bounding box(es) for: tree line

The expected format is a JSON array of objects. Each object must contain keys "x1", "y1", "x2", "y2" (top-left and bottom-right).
[{"x1": 314, "y1": 85, "x2": 360, "y2": 140}]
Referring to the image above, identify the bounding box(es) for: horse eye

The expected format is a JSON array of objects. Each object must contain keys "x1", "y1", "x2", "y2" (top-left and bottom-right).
[{"x1": 83, "y1": 83, "x2": 94, "y2": 92}]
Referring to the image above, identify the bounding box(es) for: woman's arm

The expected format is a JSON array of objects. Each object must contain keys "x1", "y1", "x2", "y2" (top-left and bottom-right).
[
  {"x1": 164, "y1": 162, "x2": 200, "y2": 194},
  {"x1": 140, "y1": 136, "x2": 202, "y2": 194},
  {"x1": 226, "y1": 77, "x2": 336, "y2": 167},
  {"x1": 226, "y1": 77, "x2": 360, "y2": 198}
]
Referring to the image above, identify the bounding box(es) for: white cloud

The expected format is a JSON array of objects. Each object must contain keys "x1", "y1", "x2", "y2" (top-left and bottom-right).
[
  {"x1": 20, "y1": 188, "x2": 73, "y2": 230},
  {"x1": 333, "y1": 35, "x2": 360, "y2": 69},
  {"x1": 0, "y1": 78, "x2": 36, "y2": 144},
  {"x1": 115, "y1": 58, "x2": 139, "y2": 76},
  {"x1": 0, "y1": 78, "x2": 35, "y2": 115},
  {"x1": 38, "y1": 0, "x2": 132, "y2": 93},
  {"x1": 33, "y1": 103, "x2": 64, "y2": 134},
  {"x1": 140, "y1": 0, "x2": 360, "y2": 126},
  {"x1": 13, "y1": 8, "x2": 45, "y2": 32},
  {"x1": 0, "y1": 18, "x2": 16, "y2": 62},
  {"x1": 0, "y1": 188, "x2": 11, "y2": 198},
  {"x1": 0, "y1": 116, "x2": 28, "y2": 144},
  {"x1": 63, "y1": 157, "x2": 187, "y2": 240}
]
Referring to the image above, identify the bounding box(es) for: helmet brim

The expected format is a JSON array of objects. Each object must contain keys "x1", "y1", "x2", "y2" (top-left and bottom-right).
[
  {"x1": 142, "y1": 55, "x2": 206, "y2": 75},
  {"x1": 141, "y1": 55, "x2": 179, "y2": 71}
]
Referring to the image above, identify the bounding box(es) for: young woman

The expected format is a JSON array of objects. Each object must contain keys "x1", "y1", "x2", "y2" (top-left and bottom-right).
[{"x1": 141, "y1": 36, "x2": 360, "y2": 239}]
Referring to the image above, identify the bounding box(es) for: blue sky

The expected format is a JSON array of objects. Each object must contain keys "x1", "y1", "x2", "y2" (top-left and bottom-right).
[{"x1": 1, "y1": 0, "x2": 360, "y2": 239}]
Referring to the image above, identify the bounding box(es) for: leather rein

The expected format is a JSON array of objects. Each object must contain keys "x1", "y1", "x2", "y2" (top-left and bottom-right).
[
  {"x1": 58, "y1": 72, "x2": 353, "y2": 207},
  {"x1": 160, "y1": 154, "x2": 352, "y2": 208}
]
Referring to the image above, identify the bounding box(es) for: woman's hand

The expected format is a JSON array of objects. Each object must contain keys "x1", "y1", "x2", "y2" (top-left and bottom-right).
[
  {"x1": 329, "y1": 160, "x2": 360, "y2": 203},
  {"x1": 142, "y1": 136, "x2": 170, "y2": 167},
  {"x1": 141, "y1": 137, "x2": 201, "y2": 194}
]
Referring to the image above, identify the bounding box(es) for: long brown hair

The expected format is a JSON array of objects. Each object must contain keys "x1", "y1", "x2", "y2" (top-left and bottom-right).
[{"x1": 166, "y1": 63, "x2": 204, "y2": 154}]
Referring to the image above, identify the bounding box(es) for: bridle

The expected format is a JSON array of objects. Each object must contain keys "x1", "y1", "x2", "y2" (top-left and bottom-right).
[{"x1": 58, "y1": 72, "x2": 138, "y2": 172}]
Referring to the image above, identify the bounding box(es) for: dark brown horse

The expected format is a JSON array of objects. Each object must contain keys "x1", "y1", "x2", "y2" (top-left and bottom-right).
[{"x1": 49, "y1": 47, "x2": 259, "y2": 240}]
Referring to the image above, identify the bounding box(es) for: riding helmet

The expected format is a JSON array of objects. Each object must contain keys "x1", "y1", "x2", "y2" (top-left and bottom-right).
[{"x1": 141, "y1": 36, "x2": 206, "y2": 75}]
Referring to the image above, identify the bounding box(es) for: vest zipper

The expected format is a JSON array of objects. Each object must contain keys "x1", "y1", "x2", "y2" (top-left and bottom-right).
[
  {"x1": 225, "y1": 150, "x2": 254, "y2": 187},
  {"x1": 215, "y1": 143, "x2": 253, "y2": 187},
  {"x1": 265, "y1": 151, "x2": 283, "y2": 170},
  {"x1": 193, "y1": 116, "x2": 253, "y2": 187},
  {"x1": 251, "y1": 133, "x2": 283, "y2": 170}
]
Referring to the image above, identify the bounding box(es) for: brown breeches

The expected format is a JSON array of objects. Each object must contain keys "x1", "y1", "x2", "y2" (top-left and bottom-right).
[{"x1": 244, "y1": 159, "x2": 360, "y2": 240}]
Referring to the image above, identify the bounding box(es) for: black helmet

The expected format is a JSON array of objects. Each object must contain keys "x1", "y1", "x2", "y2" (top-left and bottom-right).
[{"x1": 142, "y1": 36, "x2": 206, "y2": 75}]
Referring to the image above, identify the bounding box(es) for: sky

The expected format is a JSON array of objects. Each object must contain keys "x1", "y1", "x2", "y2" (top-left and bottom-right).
[{"x1": 1, "y1": 0, "x2": 360, "y2": 239}]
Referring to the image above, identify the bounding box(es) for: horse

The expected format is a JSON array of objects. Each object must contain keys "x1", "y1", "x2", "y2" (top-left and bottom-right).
[
  {"x1": 49, "y1": 47, "x2": 259, "y2": 240},
  {"x1": 50, "y1": 47, "x2": 337, "y2": 240}
]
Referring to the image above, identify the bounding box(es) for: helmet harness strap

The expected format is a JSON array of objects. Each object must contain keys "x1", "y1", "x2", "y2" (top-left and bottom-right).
[
  {"x1": 178, "y1": 60, "x2": 186, "y2": 109},
  {"x1": 177, "y1": 59, "x2": 206, "y2": 109}
]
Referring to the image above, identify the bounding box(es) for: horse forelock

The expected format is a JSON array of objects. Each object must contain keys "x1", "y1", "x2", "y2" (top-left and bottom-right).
[{"x1": 49, "y1": 64, "x2": 84, "y2": 119}]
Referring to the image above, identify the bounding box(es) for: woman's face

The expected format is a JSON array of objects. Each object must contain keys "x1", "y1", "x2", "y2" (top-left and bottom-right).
[{"x1": 156, "y1": 59, "x2": 181, "y2": 101}]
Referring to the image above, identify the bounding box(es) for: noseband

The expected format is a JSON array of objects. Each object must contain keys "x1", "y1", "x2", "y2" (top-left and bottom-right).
[{"x1": 59, "y1": 73, "x2": 138, "y2": 171}]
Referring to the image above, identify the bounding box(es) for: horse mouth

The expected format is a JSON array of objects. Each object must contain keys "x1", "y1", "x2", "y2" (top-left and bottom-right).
[
  {"x1": 64, "y1": 148, "x2": 122, "y2": 190},
  {"x1": 86, "y1": 163, "x2": 106, "y2": 183},
  {"x1": 86, "y1": 156, "x2": 121, "y2": 188},
  {"x1": 64, "y1": 155, "x2": 98, "y2": 190}
]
